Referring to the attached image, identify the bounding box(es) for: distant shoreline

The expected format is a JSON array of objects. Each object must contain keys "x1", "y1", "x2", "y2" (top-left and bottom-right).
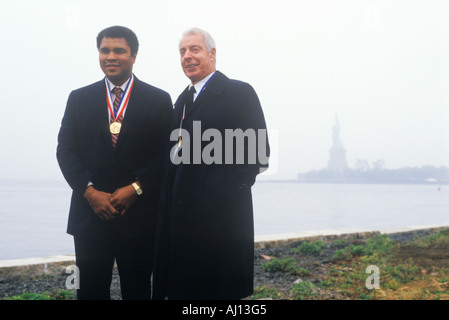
[{"x1": 0, "y1": 178, "x2": 447, "y2": 186}]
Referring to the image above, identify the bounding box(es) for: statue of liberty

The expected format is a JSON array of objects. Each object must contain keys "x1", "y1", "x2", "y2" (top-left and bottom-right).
[
  {"x1": 328, "y1": 114, "x2": 348, "y2": 171},
  {"x1": 332, "y1": 114, "x2": 344, "y2": 149}
]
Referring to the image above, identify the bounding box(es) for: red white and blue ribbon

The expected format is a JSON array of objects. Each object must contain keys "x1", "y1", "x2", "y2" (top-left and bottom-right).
[{"x1": 105, "y1": 74, "x2": 135, "y2": 122}]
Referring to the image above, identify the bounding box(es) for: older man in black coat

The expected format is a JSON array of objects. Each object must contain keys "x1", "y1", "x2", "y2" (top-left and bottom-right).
[{"x1": 153, "y1": 28, "x2": 269, "y2": 300}]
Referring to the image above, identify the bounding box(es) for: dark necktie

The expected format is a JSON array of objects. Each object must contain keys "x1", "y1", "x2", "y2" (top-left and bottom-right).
[
  {"x1": 179, "y1": 85, "x2": 196, "y2": 132},
  {"x1": 175, "y1": 86, "x2": 196, "y2": 156},
  {"x1": 111, "y1": 87, "x2": 122, "y2": 147},
  {"x1": 185, "y1": 85, "x2": 196, "y2": 109}
]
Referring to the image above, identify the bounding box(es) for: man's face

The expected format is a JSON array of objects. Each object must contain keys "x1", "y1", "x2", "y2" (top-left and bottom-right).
[
  {"x1": 99, "y1": 37, "x2": 136, "y2": 85},
  {"x1": 179, "y1": 33, "x2": 216, "y2": 84}
]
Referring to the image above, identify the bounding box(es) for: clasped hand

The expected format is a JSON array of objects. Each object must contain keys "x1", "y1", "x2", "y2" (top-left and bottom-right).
[{"x1": 84, "y1": 185, "x2": 138, "y2": 220}]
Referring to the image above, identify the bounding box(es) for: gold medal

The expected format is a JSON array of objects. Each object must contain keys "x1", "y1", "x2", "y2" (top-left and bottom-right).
[
  {"x1": 110, "y1": 122, "x2": 122, "y2": 134},
  {"x1": 105, "y1": 75, "x2": 135, "y2": 136}
]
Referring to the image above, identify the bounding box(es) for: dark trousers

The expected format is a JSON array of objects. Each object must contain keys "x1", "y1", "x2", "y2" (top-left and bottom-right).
[{"x1": 74, "y1": 234, "x2": 154, "y2": 300}]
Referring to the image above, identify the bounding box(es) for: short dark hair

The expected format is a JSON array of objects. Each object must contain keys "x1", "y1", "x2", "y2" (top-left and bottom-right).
[{"x1": 96, "y1": 26, "x2": 139, "y2": 55}]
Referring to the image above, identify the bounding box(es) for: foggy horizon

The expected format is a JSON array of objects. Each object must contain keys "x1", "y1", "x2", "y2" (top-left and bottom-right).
[{"x1": 1, "y1": 0, "x2": 448, "y2": 182}]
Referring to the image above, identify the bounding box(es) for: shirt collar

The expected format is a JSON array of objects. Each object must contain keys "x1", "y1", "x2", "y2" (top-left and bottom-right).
[
  {"x1": 189, "y1": 71, "x2": 216, "y2": 101},
  {"x1": 106, "y1": 75, "x2": 132, "y2": 92}
]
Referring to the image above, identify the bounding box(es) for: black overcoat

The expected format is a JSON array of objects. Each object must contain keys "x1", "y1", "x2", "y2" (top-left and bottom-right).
[{"x1": 153, "y1": 71, "x2": 269, "y2": 300}]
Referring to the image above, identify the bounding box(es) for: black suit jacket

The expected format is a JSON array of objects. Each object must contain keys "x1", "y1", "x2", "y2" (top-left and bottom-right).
[{"x1": 57, "y1": 76, "x2": 173, "y2": 239}]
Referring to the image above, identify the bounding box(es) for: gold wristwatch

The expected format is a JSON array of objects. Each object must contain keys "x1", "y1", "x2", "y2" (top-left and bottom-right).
[{"x1": 132, "y1": 182, "x2": 143, "y2": 196}]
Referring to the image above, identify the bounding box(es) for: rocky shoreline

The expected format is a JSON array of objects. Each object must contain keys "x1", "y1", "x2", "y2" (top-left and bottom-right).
[{"x1": 0, "y1": 227, "x2": 446, "y2": 300}]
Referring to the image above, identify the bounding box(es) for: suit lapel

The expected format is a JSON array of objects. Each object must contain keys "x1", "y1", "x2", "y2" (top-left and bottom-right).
[
  {"x1": 89, "y1": 80, "x2": 113, "y2": 149},
  {"x1": 185, "y1": 71, "x2": 227, "y2": 117},
  {"x1": 173, "y1": 86, "x2": 190, "y2": 128}
]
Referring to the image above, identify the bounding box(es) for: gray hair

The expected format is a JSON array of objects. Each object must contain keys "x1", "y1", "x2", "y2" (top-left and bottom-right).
[{"x1": 181, "y1": 27, "x2": 216, "y2": 51}]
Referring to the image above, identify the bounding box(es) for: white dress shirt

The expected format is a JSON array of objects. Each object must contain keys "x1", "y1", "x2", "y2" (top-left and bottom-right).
[
  {"x1": 189, "y1": 71, "x2": 216, "y2": 101},
  {"x1": 87, "y1": 76, "x2": 132, "y2": 188},
  {"x1": 106, "y1": 76, "x2": 132, "y2": 121}
]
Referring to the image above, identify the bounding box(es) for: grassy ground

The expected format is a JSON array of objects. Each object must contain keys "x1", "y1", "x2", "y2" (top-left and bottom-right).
[
  {"x1": 250, "y1": 229, "x2": 449, "y2": 300},
  {"x1": 3, "y1": 229, "x2": 449, "y2": 300}
]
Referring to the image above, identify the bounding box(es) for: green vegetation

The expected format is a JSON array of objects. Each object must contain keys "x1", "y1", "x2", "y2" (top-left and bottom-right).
[
  {"x1": 3, "y1": 289, "x2": 74, "y2": 300},
  {"x1": 261, "y1": 257, "x2": 309, "y2": 276},
  {"x1": 4, "y1": 230, "x2": 449, "y2": 300},
  {"x1": 291, "y1": 240, "x2": 326, "y2": 256},
  {"x1": 411, "y1": 229, "x2": 449, "y2": 248},
  {"x1": 332, "y1": 234, "x2": 397, "y2": 261},
  {"x1": 250, "y1": 286, "x2": 283, "y2": 300},
  {"x1": 253, "y1": 230, "x2": 449, "y2": 300},
  {"x1": 291, "y1": 281, "x2": 317, "y2": 300}
]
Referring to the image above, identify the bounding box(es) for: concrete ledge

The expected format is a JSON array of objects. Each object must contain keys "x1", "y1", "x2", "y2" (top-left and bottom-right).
[
  {"x1": 0, "y1": 255, "x2": 76, "y2": 284},
  {"x1": 254, "y1": 228, "x2": 380, "y2": 249},
  {"x1": 0, "y1": 254, "x2": 75, "y2": 269},
  {"x1": 254, "y1": 223, "x2": 449, "y2": 249},
  {"x1": 1, "y1": 224, "x2": 449, "y2": 276},
  {"x1": 380, "y1": 223, "x2": 449, "y2": 236}
]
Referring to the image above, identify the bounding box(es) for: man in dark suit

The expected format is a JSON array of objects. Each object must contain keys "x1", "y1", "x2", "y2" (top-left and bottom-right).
[
  {"x1": 153, "y1": 28, "x2": 269, "y2": 300},
  {"x1": 57, "y1": 26, "x2": 172, "y2": 300}
]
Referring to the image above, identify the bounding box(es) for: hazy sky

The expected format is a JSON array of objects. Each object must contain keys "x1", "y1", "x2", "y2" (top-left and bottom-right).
[{"x1": 1, "y1": 0, "x2": 448, "y2": 181}]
